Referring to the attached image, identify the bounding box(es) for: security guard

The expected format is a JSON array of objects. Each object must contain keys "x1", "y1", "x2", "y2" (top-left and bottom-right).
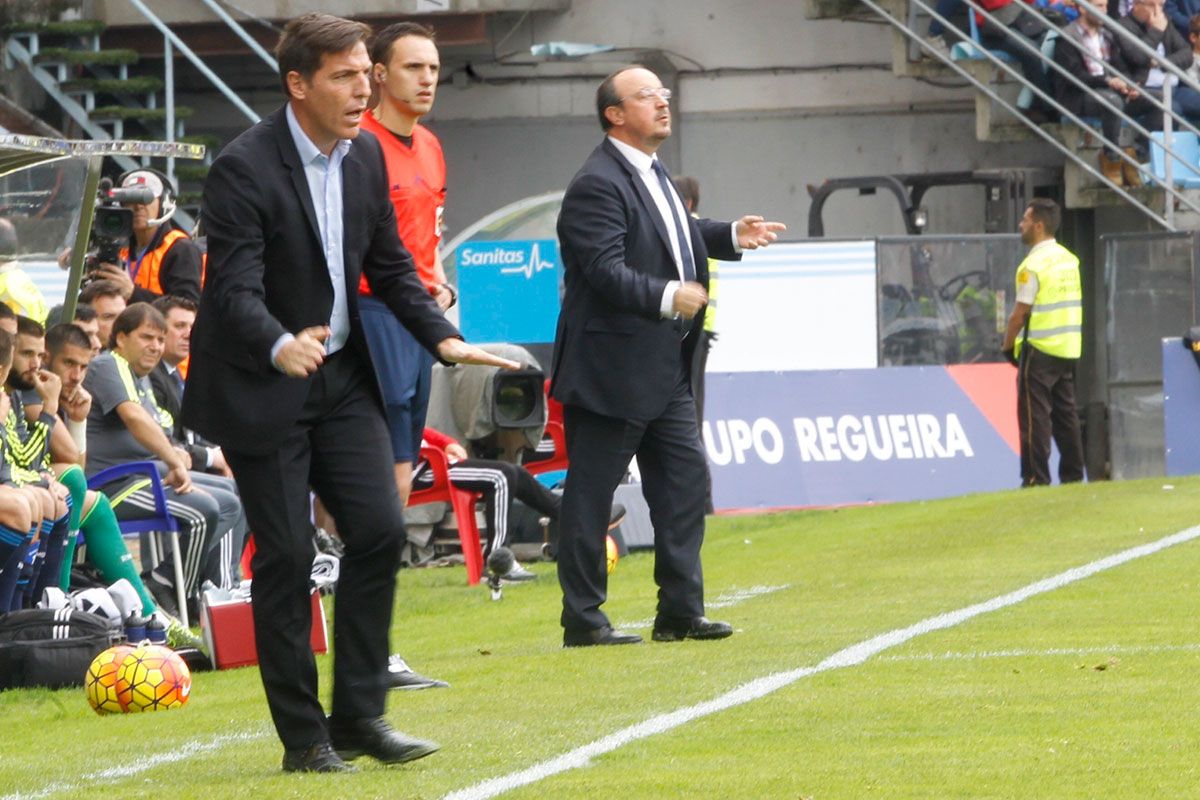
[
  {"x1": 1001, "y1": 198, "x2": 1085, "y2": 486},
  {"x1": 95, "y1": 168, "x2": 202, "y2": 305}
]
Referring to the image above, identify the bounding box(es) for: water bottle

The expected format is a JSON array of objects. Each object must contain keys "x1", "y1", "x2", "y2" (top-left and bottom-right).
[
  {"x1": 145, "y1": 616, "x2": 167, "y2": 645},
  {"x1": 124, "y1": 612, "x2": 147, "y2": 643}
]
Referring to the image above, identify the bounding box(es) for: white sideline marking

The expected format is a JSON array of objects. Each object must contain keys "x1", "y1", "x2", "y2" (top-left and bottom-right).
[
  {"x1": 444, "y1": 525, "x2": 1200, "y2": 800},
  {"x1": 881, "y1": 643, "x2": 1200, "y2": 662},
  {"x1": 617, "y1": 584, "x2": 789, "y2": 629},
  {"x1": 3, "y1": 731, "x2": 266, "y2": 800}
]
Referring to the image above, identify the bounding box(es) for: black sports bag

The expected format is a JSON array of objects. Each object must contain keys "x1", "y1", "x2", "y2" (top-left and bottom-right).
[{"x1": 0, "y1": 607, "x2": 120, "y2": 690}]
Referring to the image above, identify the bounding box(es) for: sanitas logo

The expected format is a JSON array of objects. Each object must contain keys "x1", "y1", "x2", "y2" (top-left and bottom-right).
[
  {"x1": 459, "y1": 242, "x2": 554, "y2": 279},
  {"x1": 703, "y1": 413, "x2": 973, "y2": 466}
]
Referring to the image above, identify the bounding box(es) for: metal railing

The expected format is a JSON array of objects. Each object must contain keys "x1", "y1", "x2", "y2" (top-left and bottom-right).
[{"x1": 863, "y1": 0, "x2": 1200, "y2": 230}]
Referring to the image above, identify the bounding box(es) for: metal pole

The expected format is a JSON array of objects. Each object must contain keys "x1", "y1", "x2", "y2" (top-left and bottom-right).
[
  {"x1": 125, "y1": 0, "x2": 260, "y2": 124},
  {"x1": 198, "y1": 0, "x2": 278, "y2": 73},
  {"x1": 1166, "y1": 79, "x2": 1175, "y2": 230},
  {"x1": 62, "y1": 155, "x2": 104, "y2": 321},
  {"x1": 165, "y1": 36, "x2": 175, "y2": 188}
]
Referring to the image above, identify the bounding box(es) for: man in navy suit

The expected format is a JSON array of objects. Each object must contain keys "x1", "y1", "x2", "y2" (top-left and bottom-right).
[
  {"x1": 551, "y1": 65, "x2": 785, "y2": 648},
  {"x1": 182, "y1": 13, "x2": 515, "y2": 773}
]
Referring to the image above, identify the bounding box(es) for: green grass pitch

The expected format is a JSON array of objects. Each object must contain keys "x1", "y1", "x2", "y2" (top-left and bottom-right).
[{"x1": 3, "y1": 476, "x2": 1199, "y2": 799}]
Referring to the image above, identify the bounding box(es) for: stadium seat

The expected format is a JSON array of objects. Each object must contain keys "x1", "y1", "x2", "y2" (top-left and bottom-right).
[
  {"x1": 525, "y1": 379, "x2": 568, "y2": 479},
  {"x1": 1149, "y1": 131, "x2": 1200, "y2": 189},
  {"x1": 408, "y1": 446, "x2": 485, "y2": 585},
  {"x1": 86, "y1": 461, "x2": 187, "y2": 626}
]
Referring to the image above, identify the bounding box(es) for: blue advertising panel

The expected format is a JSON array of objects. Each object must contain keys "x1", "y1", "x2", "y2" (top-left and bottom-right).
[
  {"x1": 703, "y1": 366, "x2": 1020, "y2": 509},
  {"x1": 457, "y1": 239, "x2": 560, "y2": 344}
]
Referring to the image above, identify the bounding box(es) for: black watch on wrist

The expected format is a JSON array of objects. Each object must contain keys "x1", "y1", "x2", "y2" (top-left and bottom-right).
[{"x1": 442, "y1": 282, "x2": 458, "y2": 308}]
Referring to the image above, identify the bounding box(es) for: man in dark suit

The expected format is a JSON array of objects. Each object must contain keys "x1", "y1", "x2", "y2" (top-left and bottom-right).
[
  {"x1": 551, "y1": 65, "x2": 785, "y2": 648},
  {"x1": 148, "y1": 296, "x2": 227, "y2": 476},
  {"x1": 181, "y1": 14, "x2": 515, "y2": 773}
]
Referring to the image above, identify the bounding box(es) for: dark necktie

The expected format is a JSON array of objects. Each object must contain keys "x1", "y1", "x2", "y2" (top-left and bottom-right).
[
  {"x1": 172, "y1": 368, "x2": 185, "y2": 399},
  {"x1": 651, "y1": 159, "x2": 696, "y2": 283}
]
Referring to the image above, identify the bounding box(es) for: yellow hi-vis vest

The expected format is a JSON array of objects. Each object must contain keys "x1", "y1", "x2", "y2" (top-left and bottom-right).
[{"x1": 1014, "y1": 241, "x2": 1082, "y2": 360}]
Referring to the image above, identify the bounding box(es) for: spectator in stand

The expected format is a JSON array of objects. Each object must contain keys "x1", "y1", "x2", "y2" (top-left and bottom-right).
[
  {"x1": 978, "y1": 0, "x2": 1059, "y2": 122},
  {"x1": 1113, "y1": 0, "x2": 1192, "y2": 144},
  {"x1": 1173, "y1": 14, "x2": 1200, "y2": 121},
  {"x1": 78, "y1": 280, "x2": 126, "y2": 350},
  {"x1": 1056, "y1": 3, "x2": 1145, "y2": 186},
  {"x1": 92, "y1": 169, "x2": 203, "y2": 305},
  {"x1": 1166, "y1": 0, "x2": 1200, "y2": 34}
]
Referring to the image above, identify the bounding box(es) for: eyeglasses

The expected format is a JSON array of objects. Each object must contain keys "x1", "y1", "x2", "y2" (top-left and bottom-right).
[{"x1": 617, "y1": 86, "x2": 672, "y2": 104}]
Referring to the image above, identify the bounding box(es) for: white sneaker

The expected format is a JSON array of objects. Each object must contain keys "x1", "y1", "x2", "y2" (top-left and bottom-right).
[
  {"x1": 500, "y1": 561, "x2": 537, "y2": 583},
  {"x1": 924, "y1": 34, "x2": 949, "y2": 56}
]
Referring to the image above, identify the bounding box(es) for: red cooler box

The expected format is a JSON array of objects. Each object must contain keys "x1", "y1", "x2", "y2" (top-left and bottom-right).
[{"x1": 201, "y1": 591, "x2": 328, "y2": 669}]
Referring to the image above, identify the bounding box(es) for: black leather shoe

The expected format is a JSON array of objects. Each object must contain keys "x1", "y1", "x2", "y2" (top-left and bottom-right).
[
  {"x1": 563, "y1": 625, "x2": 643, "y2": 647},
  {"x1": 329, "y1": 716, "x2": 440, "y2": 765},
  {"x1": 282, "y1": 742, "x2": 357, "y2": 773},
  {"x1": 652, "y1": 616, "x2": 733, "y2": 642}
]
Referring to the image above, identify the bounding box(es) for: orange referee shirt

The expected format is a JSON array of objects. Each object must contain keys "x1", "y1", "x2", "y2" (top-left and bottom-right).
[{"x1": 359, "y1": 111, "x2": 447, "y2": 296}]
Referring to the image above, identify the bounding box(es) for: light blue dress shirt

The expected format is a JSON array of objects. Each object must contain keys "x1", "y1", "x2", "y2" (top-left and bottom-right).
[{"x1": 276, "y1": 104, "x2": 351, "y2": 360}]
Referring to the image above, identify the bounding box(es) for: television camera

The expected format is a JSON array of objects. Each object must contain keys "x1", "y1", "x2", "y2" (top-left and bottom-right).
[{"x1": 84, "y1": 177, "x2": 154, "y2": 275}]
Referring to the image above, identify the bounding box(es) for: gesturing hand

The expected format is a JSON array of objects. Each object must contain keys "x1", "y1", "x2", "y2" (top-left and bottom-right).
[
  {"x1": 672, "y1": 281, "x2": 708, "y2": 319},
  {"x1": 435, "y1": 339, "x2": 521, "y2": 370},
  {"x1": 274, "y1": 326, "x2": 330, "y2": 377},
  {"x1": 735, "y1": 216, "x2": 787, "y2": 250}
]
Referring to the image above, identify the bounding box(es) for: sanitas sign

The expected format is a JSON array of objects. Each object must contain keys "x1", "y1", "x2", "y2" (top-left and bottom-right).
[
  {"x1": 704, "y1": 365, "x2": 1018, "y2": 509},
  {"x1": 457, "y1": 239, "x2": 560, "y2": 343}
]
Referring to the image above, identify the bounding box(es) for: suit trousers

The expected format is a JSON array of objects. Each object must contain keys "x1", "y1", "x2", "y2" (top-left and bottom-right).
[
  {"x1": 1017, "y1": 345, "x2": 1085, "y2": 486},
  {"x1": 224, "y1": 346, "x2": 405, "y2": 750},
  {"x1": 558, "y1": 368, "x2": 708, "y2": 632}
]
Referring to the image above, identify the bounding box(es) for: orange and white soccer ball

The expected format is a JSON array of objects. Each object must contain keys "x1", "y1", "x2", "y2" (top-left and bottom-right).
[
  {"x1": 85, "y1": 644, "x2": 134, "y2": 715},
  {"x1": 605, "y1": 535, "x2": 619, "y2": 574},
  {"x1": 115, "y1": 643, "x2": 191, "y2": 712}
]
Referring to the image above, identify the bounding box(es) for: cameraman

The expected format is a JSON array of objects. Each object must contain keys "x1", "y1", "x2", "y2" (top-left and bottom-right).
[{"x1": 92, "y1": 169, "x2": 202, "y2": 304}]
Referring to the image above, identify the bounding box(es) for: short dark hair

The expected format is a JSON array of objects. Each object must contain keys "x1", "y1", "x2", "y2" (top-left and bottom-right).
[
  {"x1": 674, "y1": 176, "x2": 700, "y2": 212},
  {"x1": 1189, "y1": 12, "x2": 1200, "y2": 36},
  {"x1": 152, "y1": 295, "x2": 198, "y2": 318},
  {"x1": 0, "y1": 329, "x2": 14, "y2": 369},
  {"x1": 110, "y1": 302, "x2": 166, "y2": 349},
  {"x1": 275, "y1": 13, "x2": 371, "y2": 98},
  {"x1": 15, "y1": 316, "x2": 43, "y2": 339},
  {"x1": 45, "y1": 323, "x2": 92, "y2": 357},
  {"x1": 1026, "y1": 197, "x2": 1061, "y2": 236},
  {"x1": 78, "y1": 279, "x2": 125, "y2": 306},
  {"x1": 73, "y1": 304, "x2": 97, "y2": 323},
  {"x1": 596, "y1": 65, "x2": 642, "y2": 131},
  {"x1": 0, "y1": 301, "x2": 14, "y2": 322},
  {"x1": 369, "y1": 21, "x2": 436, "y2": 67}
]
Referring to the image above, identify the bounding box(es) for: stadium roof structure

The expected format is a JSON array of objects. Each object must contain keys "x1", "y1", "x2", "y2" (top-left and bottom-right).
[
  {"x1": 0, "y1": 133, "x2": 204, "y2": 179},
  {"x1": 0, "y1": 134, "x2": 206, "y2": 319}
]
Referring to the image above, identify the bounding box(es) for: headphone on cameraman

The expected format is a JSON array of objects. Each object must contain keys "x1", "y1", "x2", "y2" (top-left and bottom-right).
[{"x1": 115, "y1": 166, "x2": 178, "y2": 227}]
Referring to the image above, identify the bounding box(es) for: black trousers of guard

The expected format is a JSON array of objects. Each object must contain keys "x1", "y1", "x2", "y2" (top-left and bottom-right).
[
  {"x1": 558, "y1": 367, "x2": 708, "y2": 633},
  {"x1": 224, "y1": 347, "x2": 404, "y2": 750},
  {"x1": 1017, "y1": 345, "x2": 1086, "y2": 486}
]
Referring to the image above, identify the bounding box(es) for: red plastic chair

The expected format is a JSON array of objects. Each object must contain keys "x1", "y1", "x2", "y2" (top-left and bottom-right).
[
  {"x1": 525, "y1": 379, "x2": 569, "y2": 476},
  {"x1": 408, "y1": 446, "x2": 485, "y2": 585}
]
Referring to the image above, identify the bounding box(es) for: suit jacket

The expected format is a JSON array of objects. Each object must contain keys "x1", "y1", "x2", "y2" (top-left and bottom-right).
[
  {"x1": 1053, "y1": 23, "x2": 1119, "y2": 115},
  {"x1": 181, "y1": 105, "x2": 460, "y2": 455},
  {"x1": 550, "y1": 139, "x2": 739, "y2": 422},
  {"x1": 1111, "y1": 15, "x2": 1192, "y2": 87},
  {"x1": 150, "y1": 360, "x2": 208, "y2": 468}
]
